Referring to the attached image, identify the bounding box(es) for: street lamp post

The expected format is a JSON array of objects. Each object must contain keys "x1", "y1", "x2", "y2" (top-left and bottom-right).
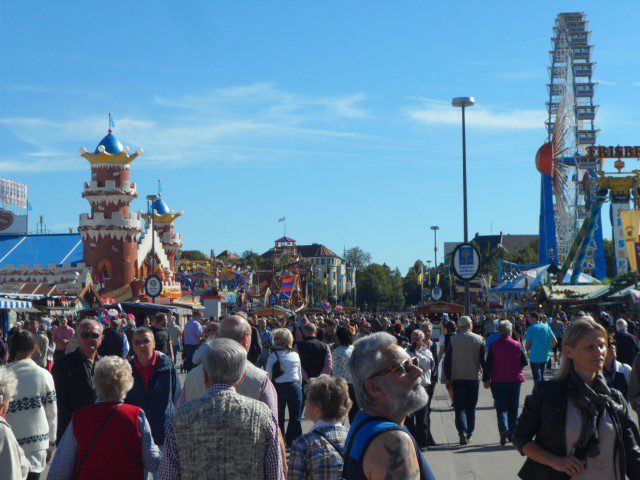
[
  {"x1": 430, "y1": 226, "x2": 439, "y2": 289},
  {"x1": 426, "y1": 259, "x2": 432, "y2": 287},
  {"x1": 452, "y1": 96, "x2": 475, "y2": 314},
  {"x1": 146, "y1": 194, "x2": 161, "y2": 304}
]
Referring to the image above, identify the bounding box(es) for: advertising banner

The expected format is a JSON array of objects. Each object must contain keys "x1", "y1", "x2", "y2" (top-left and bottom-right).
[
  {"x1": 611, "y1": 202, "x2": 630, "y2": 275},
  {"x1": 0, "y1": 179, "x2": 28, "y2": 209},
  {"x1": 620, "y1": 210, "x2": 640, "y2": 271},
  {"x1": 0, "y1": 209, "x2": 28, "y2": 235}
]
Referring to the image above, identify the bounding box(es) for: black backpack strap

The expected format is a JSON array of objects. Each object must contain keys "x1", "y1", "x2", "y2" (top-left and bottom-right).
[
  {"x1": 340, "y1": 416, "x2": 387, "y2": 479},
  {"x1": 73, "y1": 403, "x2": 122, "y2": 480}
]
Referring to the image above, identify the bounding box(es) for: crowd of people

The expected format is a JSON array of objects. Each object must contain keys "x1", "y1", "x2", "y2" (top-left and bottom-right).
[{"x1": 0, "y1": 306, "x2": 640, "y2": 479}]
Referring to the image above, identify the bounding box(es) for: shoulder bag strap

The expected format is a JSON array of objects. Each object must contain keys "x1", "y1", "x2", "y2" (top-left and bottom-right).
[
  {"x1": 73, "y1": 403, "x2": 122, "y2": 480},
  {"x1": 340, "y1": 416, "x2": 387, "y2": 479},
  {"x1": 313, "y1": 428, "x2": 344, "y2": 459}
]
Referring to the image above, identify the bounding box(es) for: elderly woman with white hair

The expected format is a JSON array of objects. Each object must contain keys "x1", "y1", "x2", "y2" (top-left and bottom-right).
[
  {"x1": 482, "y1": 320, "x2": 528, "y2": 445},
  {"x1": 48, "y1": 356, "x2": 160, "y2": 480},
  {"x1": 0, "y1": 365, "x2": 29, "y2": 480}
]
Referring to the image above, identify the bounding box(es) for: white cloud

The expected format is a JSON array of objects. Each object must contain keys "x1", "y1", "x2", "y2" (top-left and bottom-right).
[
  {"x1": 406, "y1": 99, "x2": 545, "y2": 130},
  {"x1": 0, "y1": 83, "x2": 377, "y2": 172},
  {"x1": 154, "y1": 82, "x2": 370, "y2": 121}
]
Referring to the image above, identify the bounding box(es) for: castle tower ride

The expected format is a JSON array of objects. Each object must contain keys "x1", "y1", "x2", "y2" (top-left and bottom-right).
[{"x1": 78, "y1": 128, "x2": 143, "y2": 292}]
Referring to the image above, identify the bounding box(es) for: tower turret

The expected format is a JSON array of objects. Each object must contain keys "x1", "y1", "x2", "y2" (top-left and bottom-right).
[
  {"x1": 142, "y1": 195, "x2": 183, "y2": 278},
  {"x1": 78, "y1": 128, "x2": 143, "y2": 292}
]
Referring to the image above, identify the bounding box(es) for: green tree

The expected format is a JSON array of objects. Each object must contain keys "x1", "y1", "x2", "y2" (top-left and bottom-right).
[
  {"x1": 389, "y1": 266, "x2": 405, "y2": 310},
  {"x1": 403, "y1": 260, "x2": 424, "y2": 306},
  {"x1": 509, "y1": 240, "x2": 539, "y2": 265},
  {"x1": 344, "y1": 247, "x2": 372, "y2": 271},
  {"x1": 180, "y1": 250, "x2": 209, "y2": 261},
  {"x1": 240, "y1": 250, "x2": 270, "y2": 270},
  {"x1": 310, "y1": 276, "x2": 328, "y2": 304},
  {"x1": 357, "y1": 263, "x2": 404, "y2": 311}
]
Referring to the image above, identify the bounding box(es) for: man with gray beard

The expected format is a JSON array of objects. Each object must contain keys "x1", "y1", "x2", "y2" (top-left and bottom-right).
[{"x1": 343, "y1": 332, "x2": 436, "y2": 480}]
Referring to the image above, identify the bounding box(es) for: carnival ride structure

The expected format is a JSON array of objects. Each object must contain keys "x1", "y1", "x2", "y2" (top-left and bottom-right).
[
  {"x1": 254, "y1": 237, "x2": 306, "y2": 312},
  {"x1": 537, "y1": 12, "x2": 606, "y2": 280}
]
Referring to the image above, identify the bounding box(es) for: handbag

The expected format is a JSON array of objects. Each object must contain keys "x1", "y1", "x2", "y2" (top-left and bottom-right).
[
  {"x1": 272, "y1": 350, "x2": 285, "y2": 380},
  {"x1": 73, "y1": 403, "x2": 122, "y2": 480}
]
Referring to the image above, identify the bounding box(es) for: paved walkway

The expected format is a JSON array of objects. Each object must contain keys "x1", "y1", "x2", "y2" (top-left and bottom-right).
[{"x1": 424, "y1": 374, "x2": 535, "y2": 479}]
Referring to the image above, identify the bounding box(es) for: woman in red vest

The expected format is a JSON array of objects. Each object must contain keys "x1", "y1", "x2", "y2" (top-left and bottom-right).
[{"x1": 47, "y1": 355, "x2": 161, "y2": 480}]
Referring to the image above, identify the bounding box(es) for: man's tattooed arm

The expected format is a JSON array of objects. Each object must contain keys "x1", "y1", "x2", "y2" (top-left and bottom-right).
[{"x1": 382, "y1": 434, "x2": 421, "y2": 480}]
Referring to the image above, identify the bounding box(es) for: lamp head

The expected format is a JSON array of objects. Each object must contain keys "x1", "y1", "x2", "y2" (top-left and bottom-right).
[
  {"x1": 452, "y1": 97, "x2": 475, "y2": 108},
  {"x1": 430, "y1": 226, "x2": 440, "y2": 231}
]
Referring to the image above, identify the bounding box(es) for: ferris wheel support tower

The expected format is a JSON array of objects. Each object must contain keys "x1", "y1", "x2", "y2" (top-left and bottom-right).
[{"x1": 537, "y1": 12, "x2": 607, "y2": 280}]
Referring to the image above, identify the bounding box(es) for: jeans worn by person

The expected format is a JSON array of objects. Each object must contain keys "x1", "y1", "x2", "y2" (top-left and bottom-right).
[
  {"x1": 490, "y1": 382, "x2": 521, "y2": 440},
  {"x1": 530, "y1": 362, "x2": 547, "y2": 384},
  {"x1": 274, "y1": 381, "x2": 302, "y2": 446},
  {"x1": 452, "y1": 379, "x2": 480, "y2": 438}
]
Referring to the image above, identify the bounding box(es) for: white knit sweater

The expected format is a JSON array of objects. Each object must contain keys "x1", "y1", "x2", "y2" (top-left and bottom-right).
[{"x1": 6, "y1": 359, "x2": 57, "y2": 474}]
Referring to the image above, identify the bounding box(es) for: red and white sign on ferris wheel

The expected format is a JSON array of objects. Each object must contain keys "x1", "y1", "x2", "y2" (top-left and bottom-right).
[{"x1": 0, "y1": 178, "x2": 28, "y2": 209}]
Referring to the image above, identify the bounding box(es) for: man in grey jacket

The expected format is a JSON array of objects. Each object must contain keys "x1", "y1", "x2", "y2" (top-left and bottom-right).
[{"x1": 444, "y1": 315, "x2": 485, "y2": 445}]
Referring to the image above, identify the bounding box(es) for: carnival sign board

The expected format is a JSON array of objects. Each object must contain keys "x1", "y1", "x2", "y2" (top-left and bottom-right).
[
  {"x1": 0, "y1": 209, "x2": 27, "y2": 235},
  {"x1": 586, "y1": 146, "x2": 640, "y2": 158},
  {"x1": 431, "y1": 286, "x2": 442, "y2": 301},
  {"x1": 145, "y1": 274, "x2": 163, "y2": 298},
  {"x1": 451, "y1": 242, "x2": 481, "y2": 281}
]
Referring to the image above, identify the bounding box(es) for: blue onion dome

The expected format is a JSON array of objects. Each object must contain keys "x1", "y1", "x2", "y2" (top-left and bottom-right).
[
  {"x1": 152, "y1": 197, "x2": 171, "y2": 215},
  {"x1": 94, "y1": 133, "x2": 124, "y2": 154}
]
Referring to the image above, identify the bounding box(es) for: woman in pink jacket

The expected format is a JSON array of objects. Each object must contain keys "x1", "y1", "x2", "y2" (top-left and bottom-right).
[{"x1": 482, "y1": 320, "x2": 528, "y2": 445}]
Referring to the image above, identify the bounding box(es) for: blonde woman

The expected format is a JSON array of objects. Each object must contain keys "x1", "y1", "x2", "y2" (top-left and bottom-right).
[
  {"x1": 266, "y1": 327, "x2": 302, "y2": 446},
  {"x1": 514, "y1": 316, "x2": 640, "y2": 479},
  {"x1": 48, "y1": 356, "x2": 160, "y2": 480}
]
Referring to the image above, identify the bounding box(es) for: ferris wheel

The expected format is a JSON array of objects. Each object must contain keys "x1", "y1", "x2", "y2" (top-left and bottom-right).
[{"x1": 537, "y1": 12, "x2": 605, "y2": 278}]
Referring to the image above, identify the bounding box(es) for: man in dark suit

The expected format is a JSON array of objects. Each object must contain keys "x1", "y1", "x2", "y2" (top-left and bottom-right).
[
  {"x1": 52, "y1": 318, "x2": 103, "y2": 440},
  {"x1": 615, "y1": 318, "x2": 640, "y2": 366}
]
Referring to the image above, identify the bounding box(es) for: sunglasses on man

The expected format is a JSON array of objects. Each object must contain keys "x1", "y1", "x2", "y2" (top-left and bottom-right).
[
  {"x1": 369, "y1": 357, "x2": 420, "y2": 379},
  {"x1": 80, "y1": 332, "x2": 100, "y2": 340}
]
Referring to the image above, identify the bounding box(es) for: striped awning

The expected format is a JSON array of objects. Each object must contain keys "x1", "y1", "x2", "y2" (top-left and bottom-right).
[{"x1": 0, "y1": 298, "x2": 33, "y2": 309}]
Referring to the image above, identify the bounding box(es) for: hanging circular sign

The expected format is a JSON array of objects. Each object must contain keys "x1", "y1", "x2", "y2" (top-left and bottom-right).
[
  {"x1": 451, "y1": 242, "x2": 481, "y2": 281},
  {"x1": 145, "y1": 274, "x2": 163, "y2": 298},
  {"x1": 269, "y1": 293, "x2": 278, "y2": 305},
  {"x1": 431, "y1": 286, "x2": 442, "y2": 301}
]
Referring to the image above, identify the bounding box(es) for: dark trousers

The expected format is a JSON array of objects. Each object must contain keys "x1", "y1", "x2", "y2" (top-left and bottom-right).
[
  {"x1": 452, "y1": 379, "x2": 480, "y2": 437},
  {"x1": 53, "y1": 349, "x2": 66, "y2": 362},
  {"x1": 425, "y1": 382, "x2": 436, "y2": 444},
  {"x1": 275, "y1": 381, "x2": 303, "y2": 446},
  {"x1": 405, "y1": 403, "x2": 428, "y2": 448},
  {"x1": 183, "y1": 344, "x2": 197, "y2": 372},
  {"x1": 530, "y1": 362, "x2": 547, "y2": 384},
  {"x1": 491, "y1": 382, "x2": 521, "y2": 439},
  {"x1": 26, "y1": 472, "x2": 40, "y2": 480},
  {"x1": 347, "y1": 383, "x2": 359, "y2": 424}
]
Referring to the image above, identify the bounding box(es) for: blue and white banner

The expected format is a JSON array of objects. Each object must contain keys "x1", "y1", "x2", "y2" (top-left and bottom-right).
[{"x1": 0, "y1": 299, "x2": 32, "y2": 309}]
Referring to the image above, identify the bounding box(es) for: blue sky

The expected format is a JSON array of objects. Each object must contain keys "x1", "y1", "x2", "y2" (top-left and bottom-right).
[{"x1": 2, "y1": 1, "x2": 640, "y2": 272}]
